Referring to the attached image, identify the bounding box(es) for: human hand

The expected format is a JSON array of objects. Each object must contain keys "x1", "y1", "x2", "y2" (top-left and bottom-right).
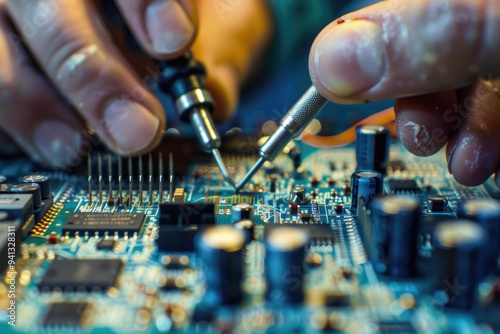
[
  {"x1": 0, "y1": 0, "x2": 271, "y2": 167},
  {"x1": 309, "y1": 0, "x2": 500, "y2": 186}
]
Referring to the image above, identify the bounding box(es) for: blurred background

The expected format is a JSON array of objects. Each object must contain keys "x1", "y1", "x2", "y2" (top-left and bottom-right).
[{"x1": 160, "y1": 0, "x2": 393, "y2": 140}]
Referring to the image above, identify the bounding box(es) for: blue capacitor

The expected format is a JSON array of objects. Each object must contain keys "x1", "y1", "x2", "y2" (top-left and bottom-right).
[
  {"x1": 433, "y1": 220, "x2": 487, "y2": 309},
  {"x1": 458, "y1": 199, "x2": 500, "y2": 277},
  {"x1": 355, "y1": 125, "x2": 389, "y2": 175},
  {"x1": 370, "y1": 195, "x2": 420, "y2": 277},
  {"x1": 350, "y1": 170, "x2": 383, "y2": 215}
]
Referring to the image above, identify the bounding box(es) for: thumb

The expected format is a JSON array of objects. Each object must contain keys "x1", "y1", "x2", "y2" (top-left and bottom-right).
[{"x1": 309, "y1": 0, "x2": 500, "y2": 103}]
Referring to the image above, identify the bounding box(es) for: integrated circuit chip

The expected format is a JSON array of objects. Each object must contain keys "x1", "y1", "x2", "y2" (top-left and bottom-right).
[
  {"x1": 96, "y1": 239, "x2": 116, "y2": 250},
  {"x1": 63, "y1": 212, "x2": 145, "y2": 237},
  {"x1": 41, "y1": 302, "x2": 90, "y2": 327},
  {"x1": 38, "y1": 259, "x2": 123, "y2": 292},
  {"x1": 388, "y1": 180, "x2": 421, "y2": 195},
  {"x1": 159, "y1": 203, "x2": 216, "y2": 226}
]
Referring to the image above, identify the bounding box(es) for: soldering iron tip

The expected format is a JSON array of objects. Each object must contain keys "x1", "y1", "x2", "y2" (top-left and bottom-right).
[
  {"x1": 212, "y1": 149, "x2": 235, "y2": 188},
  {"x1": 235, "y1": 157, "x2": 266, "y2": 193}
]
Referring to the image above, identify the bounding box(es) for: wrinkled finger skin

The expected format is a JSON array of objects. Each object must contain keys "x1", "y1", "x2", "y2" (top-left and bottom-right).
[
  {"x1": 310, "y1": 0, "x2": 500, "y2": 187},
  {"x1": 6, "y1": 0, "x2": 165, "y2": 159}
]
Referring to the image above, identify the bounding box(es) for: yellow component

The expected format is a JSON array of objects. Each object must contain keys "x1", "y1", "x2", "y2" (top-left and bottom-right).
[{"x1": 173, "y1": 188, "x2": 185, "y2": 203}]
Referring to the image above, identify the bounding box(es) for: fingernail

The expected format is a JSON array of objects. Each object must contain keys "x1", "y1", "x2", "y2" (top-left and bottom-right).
[
  {"x1": 34, "y1": 121, "x2": 83, "y2": 168},
  {"x1": 146, "y1": 0, "x2": 194, "y2": 54},
  {"x1": 102, "y1": 99, "x2": 160, "y2": 153},
  {"x1": 314, "y1": 20, "x2": 384, "y2": 97}
]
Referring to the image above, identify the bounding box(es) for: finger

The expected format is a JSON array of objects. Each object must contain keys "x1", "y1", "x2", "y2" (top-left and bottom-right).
[
  {"x1": 395, "y1": 91, "x2": 457, "y2": 156},
  {"x1": 6, "y1": 0, "x2": 165, "y2": 156},
  {"x1": 191, "y1": 0, "x2": 272, "y2": 121},
  {"x1": 446, "y1": 79, "x2": 500, "y2": 186},
  {"x1": 309, "y1": 0, "x2": 500, "y2": 103},
  {"x1": 115, "y1": 0, "x2": 197, "y2": 58},
  {"x1": 0, "y1": 4, "x2": 87, "y2": 168}
]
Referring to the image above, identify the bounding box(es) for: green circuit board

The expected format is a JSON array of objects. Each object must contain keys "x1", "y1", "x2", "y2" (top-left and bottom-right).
[{"x1": 1, "y1": 138, "x2": 500, "y2": 333}]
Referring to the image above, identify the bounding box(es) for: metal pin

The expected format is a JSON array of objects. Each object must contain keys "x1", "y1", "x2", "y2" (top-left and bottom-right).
[
  {"x1": 87, "y1": 153, "x2": 92, "y2": 206},
  {"x1": 148, "y1": 153, "x2": 153, "y2": 207},
  {"x1": 235, "y1": 157, "x2": 265, "y2": 193},
  {"x1": 128, "y1": 156, "x2": 133, "y2": 206},
  {"x1": 139, "y1": 157, "x2": 143, "y2": 205},
  {"x1": 98, "y1": 153, "x2": 103, "y2": 205},
  {"x1": 169, "y1": 153, "x2": 174, "y2": 203},
  {"x1": 159, "y1": 153, "x2": 163, "y2": 204},
  {"x1": 212, "y1": 149, "x2": 234, "y2": 187},
  {"x1": 118, "y1": 157, "x2": 123, "y2": 205},
  {"x1": 107, "y1": 154, "x2": 113, "y2": 204}
]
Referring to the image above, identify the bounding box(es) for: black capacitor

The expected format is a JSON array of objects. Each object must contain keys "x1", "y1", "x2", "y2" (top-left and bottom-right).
[
  {"x1": 433, "y1": 220, "x2": 487, "y2": 309},
  {"x1": 11, "y1": 183, "x2": 42, "y2": 209},
  {"x1": 350, "y1": 170, "x2": 383, "y2": 215},
  {"x1": 265, "y1": 226, "x2": 310, "y2": 304},
  {"x1": 288, "y1": 185, "x2": 309, "y2": 204},
  {"x1": 21, "y1": 174, "x2": 51, "y2": 199},
  {"x1": 355, "y1": 125, "x2": 389, "y2": 175},
  {"x1": 457, "y1": 199, "x2": 500, "y2": 276},
  {"x1": 233, "y1": 219, "x2": 256, "y2": 244},
  {"x1": 195, "y1": 226, "x2": 245, "y2": 306},
  {"x1": 231, "y1": 203, "x2": 254, "y2": 223},
  {"x1": 0, "y1": 175, "x2": 6, "y2": 184},
  {"x1": 370, "y1": 195, "x2": 420, "y2": 277}
]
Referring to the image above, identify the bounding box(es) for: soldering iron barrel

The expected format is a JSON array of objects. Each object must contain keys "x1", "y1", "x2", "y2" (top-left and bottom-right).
[
  {"x1": 189, "y1": 107, "x2": 221, "y2": 152},
  {"x1": 259, "y1": 86, "x2": 327, "y2": 161}
]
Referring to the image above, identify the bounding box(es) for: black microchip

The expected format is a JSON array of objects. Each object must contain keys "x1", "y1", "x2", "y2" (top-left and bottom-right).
[
  {"x1": 63, "y1": 212, "x2": 145, "y2": 236},
  {"x1": 265, "y1": 224, "x2": 334, "y2": 242},
  {"x1": 157, "y1": 225, "x2": 212, "y2": 252},
  {"x1": 41, "y1": 302, "x2": 89, "y2": 327},
  {"x1": 159, "y1": 203, "x2": 216, "y2": 226},
  {"x1": 96, "y1": 239, "x2": 116, "y2": 250},
  {"x1": 427, "y1": 195, "x2": 448, "y2": 212},
  {"x1": 300, "y1": 213, "x2": 313, "y2": 223},
  {"x1": 389, "y1": 179, "x2": 421, "y2": 195},
  {"x1": 38, "y1": 259, "x2": 123, "y2": 292}
]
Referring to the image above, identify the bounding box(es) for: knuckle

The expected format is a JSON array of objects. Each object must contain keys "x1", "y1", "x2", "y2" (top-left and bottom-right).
[{"x1": 51, "y1": 40, "x2": 106, "y2": 92}]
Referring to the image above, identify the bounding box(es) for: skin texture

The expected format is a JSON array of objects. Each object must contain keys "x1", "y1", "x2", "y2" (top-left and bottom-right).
[
  {"x1": 309, "y1": 0, "x2": 500, "y2": 186},
  {"x1": 0, "y1": 0, "x2": 271, "y2": 168},
  {"x1": 1, "y1": 0, "x2": 499, "y2": 188}
]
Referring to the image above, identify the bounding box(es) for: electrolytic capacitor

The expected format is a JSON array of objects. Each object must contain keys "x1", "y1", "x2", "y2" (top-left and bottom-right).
[
  {"x1": 288, "y1": 185, "x2": 309, "y2": 204},
  {"x1": 11, "y1": 183, "x2": 42, "y2": 209},
  {"x1": 433, "y1": 220, "x2": 487, "y2": 309},
  {"x1": 231, "y1": 203, "x2": 254, "y2": 223},
  {"x1": 265, "y1": 226, "x2": 310, "y2": 304},
  {"x1": 233, "y1": 219, "x2": 256, "y2": 245},
  {"x1": 355, "y1": 125, "x2": 389, "y2": 175},
  {"x1": 370, "y1": 195, "x2": 420, "y2": 277},
  {"x1": 350, "y1": 170, "x2": 383, "y2": 215},
  {"x1": 195, "y1": 226, "x2": 245, "y2": 306},
  {"x1": 21, "y1": 174, "x2": 51, "y2": 199},
  {"x1": 457, "y1": 199, "x2": 500, "y2": 277}
]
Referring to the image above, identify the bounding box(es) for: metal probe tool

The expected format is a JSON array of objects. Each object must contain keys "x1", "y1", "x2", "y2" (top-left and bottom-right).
[{"x1": 235, "y1": 86, "x2": 328, "y2": 192}]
